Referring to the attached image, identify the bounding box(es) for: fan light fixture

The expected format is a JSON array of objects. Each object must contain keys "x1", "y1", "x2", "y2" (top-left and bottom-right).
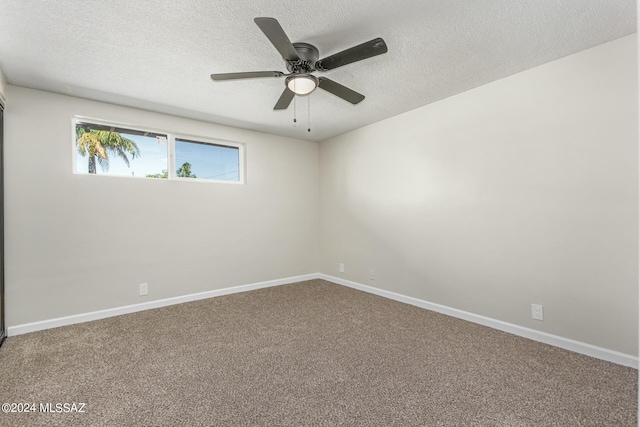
[{"x1": 286, "y1": 75, "x2": 318, "y2": 95}]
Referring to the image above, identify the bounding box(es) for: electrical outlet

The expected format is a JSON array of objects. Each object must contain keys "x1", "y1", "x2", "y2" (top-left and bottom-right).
[
  {"x1": 339, "y1": 263, "x2": 344, "y2": 273},
  {"x1": 139, "y1": 283, "x2": 149, "y2": 296},
  {"x1": 370, "y1": 270, "x2": 375, "y2": 280},
  {"x1": 531, "y1": 304, "x2": 543, "y2": 320}
]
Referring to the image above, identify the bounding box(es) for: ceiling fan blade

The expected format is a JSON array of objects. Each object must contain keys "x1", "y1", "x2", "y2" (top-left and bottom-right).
[
  {"x1": 211, "y1": 71, "x2": 284, "y2": 81},
  {"x1": 318, "y1": 77, "x2": 365, "y2": 104},
  {"x1": 254, "y1": 17, "x2": 300, "y2": 62},
  {"x1": 315, "y1": 38, "x2": 388, "y2": 71},
  {"x1": 274, "y1": 88, "x2": 295, "y2": 110}
]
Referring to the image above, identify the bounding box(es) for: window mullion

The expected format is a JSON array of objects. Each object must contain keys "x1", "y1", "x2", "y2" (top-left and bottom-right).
[{"x1": 168, "y1": 134, "x2": 176, "y2": 180}]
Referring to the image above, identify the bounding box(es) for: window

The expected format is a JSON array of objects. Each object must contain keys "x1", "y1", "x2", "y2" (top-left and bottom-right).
[
  {"x1": 175, "y1": 139, "x2": 240, "y2": 181},
  {"x1": 73, "y1": 118, "x2": 243, "y2": 183}
]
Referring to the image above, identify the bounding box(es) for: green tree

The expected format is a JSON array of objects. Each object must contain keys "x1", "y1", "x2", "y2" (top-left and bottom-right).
[
  {"x1": 76, "y1": 127, "x2": 140, "y2": 174},
  {"x1": 146, "y1": 162, "x2": 196, "y2": 179},
  {"x1": 177, "y1": 162, "x2": 196, "y2": 178},
  {"x1": 146, "y1": 169, "x2": 168, "y2": 179}
]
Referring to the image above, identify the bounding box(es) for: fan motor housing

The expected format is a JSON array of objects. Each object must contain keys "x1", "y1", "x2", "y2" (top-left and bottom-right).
[{"x1": 286, "y1": 42, "x2": 319, "y2": 73}]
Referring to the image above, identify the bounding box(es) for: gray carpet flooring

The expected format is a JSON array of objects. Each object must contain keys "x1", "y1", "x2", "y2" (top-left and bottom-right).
[{"x1": 0, "y1": 279, "x2": 636, "y2": 426}]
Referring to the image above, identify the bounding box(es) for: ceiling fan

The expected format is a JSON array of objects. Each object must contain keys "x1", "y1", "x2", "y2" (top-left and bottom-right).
[{"x1": 210, "y1": 17, "x2": 388, "y2": 110}]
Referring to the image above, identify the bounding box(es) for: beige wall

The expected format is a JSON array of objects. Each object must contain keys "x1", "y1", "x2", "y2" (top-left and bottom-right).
[
  {"x1": 319, "y1": 35, "x2": 638, "y2": 355},
  {"x1": 4, "y1": 86, "x2": 319, "y2": 326},
  {"x1": 0, "y1": 67, "x2": 6, "y2": 106}
]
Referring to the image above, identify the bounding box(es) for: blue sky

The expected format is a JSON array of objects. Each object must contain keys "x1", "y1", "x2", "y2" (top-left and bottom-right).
[
  {"x1": 75, "y1": 131, "x2": 239, "y2": 181},
  {"x1": 175, "y1": 139, "x2": 239, "y2": 180}
]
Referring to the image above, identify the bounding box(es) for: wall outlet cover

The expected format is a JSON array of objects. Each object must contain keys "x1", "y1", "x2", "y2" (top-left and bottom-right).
[{"x1": 531, "y1": 304, "x2": 544, "y2": 320}]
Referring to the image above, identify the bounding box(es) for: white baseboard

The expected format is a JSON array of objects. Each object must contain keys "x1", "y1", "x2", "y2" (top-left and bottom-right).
[
  {"x1": 8, "y1": 272, "x2": 637, "y2": 369},
  {"x1": 7, "y1": 273, "x2": 320, "y2": 337},
  {"x1": 319, "y1": 274, "x2": 638, "y2": 369}
]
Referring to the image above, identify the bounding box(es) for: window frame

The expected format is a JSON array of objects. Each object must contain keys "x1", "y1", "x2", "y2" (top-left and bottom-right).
[{"x1": 72, "y1": 117, "x2": 245, "y2": 184}]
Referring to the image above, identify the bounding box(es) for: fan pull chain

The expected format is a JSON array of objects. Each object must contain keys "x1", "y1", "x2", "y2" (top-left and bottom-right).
[
  {"x1": 292, "y1": 79, "x2": 297, "y2": 127},
  {"x1": 307, "y1": 95, "x2": 311, "y2": 132}
]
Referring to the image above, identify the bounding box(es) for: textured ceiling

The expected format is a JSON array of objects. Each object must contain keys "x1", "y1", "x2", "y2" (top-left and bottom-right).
[{"x1": 0, "y1": 0, "x2": 636, "y2": 142}]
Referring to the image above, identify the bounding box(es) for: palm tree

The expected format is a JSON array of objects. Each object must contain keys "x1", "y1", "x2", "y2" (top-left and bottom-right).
[{"x1": 76, "y1": 127, "x2": 140, "y2": 174}]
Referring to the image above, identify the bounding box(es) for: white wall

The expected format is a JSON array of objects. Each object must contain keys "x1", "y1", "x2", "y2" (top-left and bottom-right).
[
  {"x1": 4, "y1": 86, "x2": 318, "y2": 326},
  {"x1": 319, "y1": 35, "x2": 638, "y2": 356}
]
